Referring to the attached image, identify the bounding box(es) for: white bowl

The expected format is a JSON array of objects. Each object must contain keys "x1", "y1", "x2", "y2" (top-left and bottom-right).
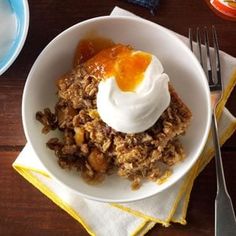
[{"x1": 22, "y1": 16, "x2": 211, "y2": 203}]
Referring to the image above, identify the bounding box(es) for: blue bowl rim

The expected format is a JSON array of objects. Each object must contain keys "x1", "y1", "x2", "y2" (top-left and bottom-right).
[{"x1": 0, "y1": 0, "x2": 29, "y2": 75}]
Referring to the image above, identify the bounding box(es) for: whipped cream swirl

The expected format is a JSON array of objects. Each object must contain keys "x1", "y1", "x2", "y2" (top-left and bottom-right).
[{"x1": 96, "y1": 54, "x2": 170, "y2": 133}]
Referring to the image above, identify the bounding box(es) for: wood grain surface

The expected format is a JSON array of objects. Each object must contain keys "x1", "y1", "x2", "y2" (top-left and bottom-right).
[{"x1": 0, "y1": 0, "x2": 236, "y2": 235}]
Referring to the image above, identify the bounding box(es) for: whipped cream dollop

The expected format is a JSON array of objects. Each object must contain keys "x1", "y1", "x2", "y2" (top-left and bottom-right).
[{"x1": 96, "y1": 51, "x2": 170, "y2": 134}]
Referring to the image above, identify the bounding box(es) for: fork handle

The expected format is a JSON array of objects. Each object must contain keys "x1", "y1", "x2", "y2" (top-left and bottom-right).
[
  {"x1": 212, "y1": 112, "x2": 236, "y2": 236},
  {"x1": 212, "y1": 113, "x2": 227, "y2": 193}
]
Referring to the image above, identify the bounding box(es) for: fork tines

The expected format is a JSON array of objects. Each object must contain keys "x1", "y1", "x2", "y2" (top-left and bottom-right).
[{"x1": 189, "y1": 26, "x2": 222, "y2": 91}]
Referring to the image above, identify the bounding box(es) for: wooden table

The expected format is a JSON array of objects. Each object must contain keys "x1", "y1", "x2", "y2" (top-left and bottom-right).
[{"x1": 0, "y1": 1, "x2": 236, "y2": 235}]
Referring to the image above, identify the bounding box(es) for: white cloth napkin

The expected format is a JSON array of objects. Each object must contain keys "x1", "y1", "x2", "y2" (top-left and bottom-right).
[{"x1": 13, "y1": 7, "x2": 236, "y2": 236}]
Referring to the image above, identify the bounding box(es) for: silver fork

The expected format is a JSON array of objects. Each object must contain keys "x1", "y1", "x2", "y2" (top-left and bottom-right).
[{"x1": 189, "y1": 26, "x2": 236, "y2": 236}]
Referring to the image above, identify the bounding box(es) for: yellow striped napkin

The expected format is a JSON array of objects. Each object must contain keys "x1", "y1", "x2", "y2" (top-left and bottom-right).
[{"x1": 13, "y1": 7, "x2": 236, "y2": 236}]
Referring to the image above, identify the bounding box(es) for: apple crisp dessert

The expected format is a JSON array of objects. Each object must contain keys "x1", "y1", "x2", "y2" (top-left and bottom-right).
[{"x1": 36, "y1": 40, "x2": 192, "y2": 189}]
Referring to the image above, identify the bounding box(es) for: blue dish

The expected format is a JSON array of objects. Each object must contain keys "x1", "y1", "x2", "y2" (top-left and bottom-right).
[{"x1": 0, "y1": 0, "x2": 29, "y2": 75}]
